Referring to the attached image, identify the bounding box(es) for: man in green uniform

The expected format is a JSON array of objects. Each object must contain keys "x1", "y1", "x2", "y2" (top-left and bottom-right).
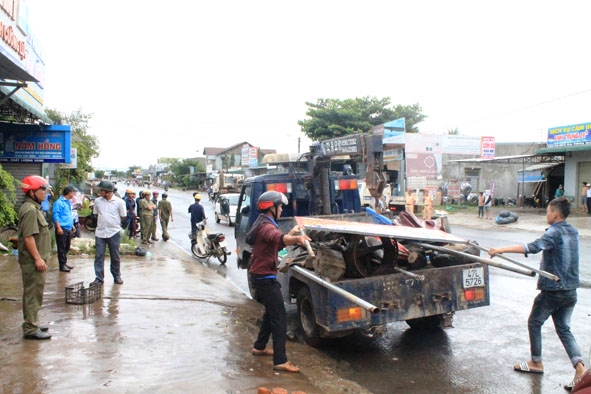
[
  {"x1": 138, "y1": 190, "x2": 155, "y2": 244},
  {"x1": 18, "y1": 175, "x2": 52, "y2": 340},
  {"x1": 158, "y1": 192, "x2": 173, "y2": 241}
]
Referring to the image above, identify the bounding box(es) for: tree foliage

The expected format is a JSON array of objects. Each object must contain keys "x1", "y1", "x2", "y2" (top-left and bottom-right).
[
  {"x1": 298, "y1": 96, "x2": 426, "y2": 141},
  {"x1": 0, "y1": 163, "x2": 18, "y2": 227},
  {"x1": 168, "y1": 158, "x2": 205, "y2": 188},
  {"x1": 46, "y1": 108, "x2": 99, "y2": 192}
]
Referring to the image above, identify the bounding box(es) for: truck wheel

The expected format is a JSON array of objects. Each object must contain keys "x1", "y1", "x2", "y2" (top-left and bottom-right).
[
  {"x1": 297, "y1": 286, "x2": 323, "y2": 347},
  {"x1": 405, "y1": 315, "x2": 442, "y2": 330}
]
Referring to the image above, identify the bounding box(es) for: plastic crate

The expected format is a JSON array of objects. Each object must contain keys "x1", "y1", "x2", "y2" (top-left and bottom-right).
[{"x1": 65, "y1": 281, "x2": 102, "y2": 304}]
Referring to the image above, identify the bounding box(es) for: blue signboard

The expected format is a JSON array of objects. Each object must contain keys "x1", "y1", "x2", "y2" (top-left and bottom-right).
[
  {"x1": 0, "y1": 123, "x2": 71, "y2": 163},
  {"x1": 547, "y1": 122, "x2": 591, "y2": 147}
]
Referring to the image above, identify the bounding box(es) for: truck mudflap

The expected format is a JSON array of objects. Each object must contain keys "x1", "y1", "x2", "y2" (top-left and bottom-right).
[{"x1": 289, "y1": 263, "x2": 490, "y2": 336}]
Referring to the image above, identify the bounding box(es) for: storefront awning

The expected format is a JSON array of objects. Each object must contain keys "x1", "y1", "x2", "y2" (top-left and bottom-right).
[
  {"x1": 536, "y1": 144, "x2": 591, "y2": 155},
  {"x1": 0, "y1": 53, "x2": 39, "y2": 82}
]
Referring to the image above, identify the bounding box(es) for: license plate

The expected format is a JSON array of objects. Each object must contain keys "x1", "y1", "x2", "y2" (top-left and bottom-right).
[
  {"x1": 219, "y1": 240, "x2": 227, "y2": 248},
  {"x1": 463, "y1": 267, "x2": 484, "y2": 288}
]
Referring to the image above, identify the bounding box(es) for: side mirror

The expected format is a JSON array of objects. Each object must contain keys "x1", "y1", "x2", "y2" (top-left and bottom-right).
[{"x1": 241, "y1": 205, "x2": 250, "y2": 215}]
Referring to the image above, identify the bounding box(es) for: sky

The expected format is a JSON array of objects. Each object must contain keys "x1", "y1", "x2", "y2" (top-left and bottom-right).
[{"x1": 26, "y1": 0, "x2": 591, "y2": 170}]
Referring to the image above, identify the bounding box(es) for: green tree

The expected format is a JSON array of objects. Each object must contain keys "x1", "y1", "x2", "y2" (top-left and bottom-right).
[
  {"x1": 0, "y1": 163, "x2": 18, "y2": 227},
  {"x1": 298, "y1": 96, "x2": 426, "y2": 141},
  {"x1": 168, "y1": 158, "x2": 205, "y2": 188},
  {"x1": 46, "y1": 108, "x2": 99, "y2": 192},
  {"x1": 448, "y1": 127, "x2": 459, "y2": 135}
]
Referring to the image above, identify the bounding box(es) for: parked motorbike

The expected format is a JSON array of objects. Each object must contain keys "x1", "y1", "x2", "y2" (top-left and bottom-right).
[{"x1": 189, "y1": 220, "x2": 229, "y2": 264}]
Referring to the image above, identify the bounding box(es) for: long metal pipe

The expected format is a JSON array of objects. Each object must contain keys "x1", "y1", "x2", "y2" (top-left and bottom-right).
[
  {"x1": 290, "y1": 265, "x2": 380, "y2": 314},
  {"x1": 413, "y1": 242, "x2": 536, "y2": 277},
  {"x1": 466, "y1": 241, "x2": 560, "y2": 282}
]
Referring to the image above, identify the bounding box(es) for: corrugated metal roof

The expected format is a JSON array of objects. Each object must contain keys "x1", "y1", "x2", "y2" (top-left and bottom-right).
[
  {"x1": 518, "y1": 163, "x2": 561, "y2": 172},
  {"x1": 537, "y1": 144, "x2": 591, "y2": 154}
]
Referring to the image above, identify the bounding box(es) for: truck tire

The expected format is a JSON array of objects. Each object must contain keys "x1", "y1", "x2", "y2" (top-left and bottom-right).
[
  {"x1": 406, "y1": 315, "x2": 442, "y2": 330},
  {"x1": 297, "y1": 286, "x2": 323, "y2": 347}
]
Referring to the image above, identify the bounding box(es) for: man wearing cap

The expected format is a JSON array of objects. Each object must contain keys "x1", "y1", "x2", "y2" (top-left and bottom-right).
[
  {"x1": 18, "y1": 175, "x2": 52, "y2": 340},
  {"x1": 158, "y1": 192, "x2": 173, "y2": 241},
  {"x1": 52, "y1": 185, "x2": 77, "y2": 272},
  {"x1": 90, "y1": 180, "x2": 127, "y2": 286},
  {"x1": 139, "y1": 190, "x2": 156, "y2": 244},
  {"x1": 188, "y1": 193, "x2": 206, "y2": 240},
  {"x1": 123, "y1": 189, "x2": 137, "y2": 238},
  {"x1": 150, "y1": 191, "x2": 160, "y2": 241}
]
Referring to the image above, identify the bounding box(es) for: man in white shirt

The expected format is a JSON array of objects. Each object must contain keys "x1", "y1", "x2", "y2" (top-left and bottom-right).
[{"x1": 90, "y1": 180, "x2": 127, "y2": 286}]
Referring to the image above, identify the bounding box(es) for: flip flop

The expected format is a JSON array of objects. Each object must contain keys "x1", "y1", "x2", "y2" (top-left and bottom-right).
[
  {"x1": 273, "y1": 361, "x2": 300, "y2": 373},
  {"x1": 514, "y1": 361, "x2": 544, "y2": 374}
]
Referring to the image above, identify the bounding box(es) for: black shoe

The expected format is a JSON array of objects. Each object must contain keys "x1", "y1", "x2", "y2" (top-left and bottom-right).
[
  {"x1": 40, "y1": 326, "x2": 49, "y2": 332},
  {"x1": 151, "y1": 238, "x2": 159, "y2": 241},
  {"x1": 114, "y1": 278, "x2": 124, "y2": 285},
  {"x1": 90, "y1": 279, "x2": 103, "y2": 287},
  {"x1": 59, "y1": 266, "x2": 71, "y2": 272},
  {"x1": 65, "y1": 264, "x2": 74, "y2": 269},
  {"x1": 24, "y1": 330, "x2": 52, "y2": 340}
]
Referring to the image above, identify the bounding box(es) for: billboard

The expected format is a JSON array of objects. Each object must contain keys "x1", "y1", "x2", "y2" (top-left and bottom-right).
[
  {"x1": 547, "y1": 122, "x2": 591, "y2": 147},
  {"x1": 0, "y1": 124, "x2": 71, "y2": 163}
]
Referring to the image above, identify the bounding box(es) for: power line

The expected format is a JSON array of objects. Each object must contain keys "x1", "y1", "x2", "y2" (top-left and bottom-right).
[{"x1": 460, "y1": 88, "x2": 591, "y2": 126}]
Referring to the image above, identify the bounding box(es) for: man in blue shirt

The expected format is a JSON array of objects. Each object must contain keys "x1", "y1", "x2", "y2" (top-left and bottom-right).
[
  {"x1": 489, "y1": 197, "x2": 586, "y2": 388},
  {"x1": 188, "y1": 193, "x2": 206, "y2": 240},
  {"x1": 52, "y1": 185, "x2": 77, "y2": 272}
]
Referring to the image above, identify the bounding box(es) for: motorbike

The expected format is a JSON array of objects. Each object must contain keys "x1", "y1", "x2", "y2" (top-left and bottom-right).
[
  {"x1": 189, "y1": 220, "x2": 229, "y2": 264},
  {"x1": 84, "y1": 198, "x2": 98, "y2": 232}
]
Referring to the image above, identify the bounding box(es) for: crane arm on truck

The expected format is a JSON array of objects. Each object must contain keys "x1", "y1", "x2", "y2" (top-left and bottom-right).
[{"x1": 309, "y1": 133, "x2": 387, "y2": 211}]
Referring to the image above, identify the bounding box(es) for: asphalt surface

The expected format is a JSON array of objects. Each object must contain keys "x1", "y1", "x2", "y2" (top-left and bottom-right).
[{"x1": 1, "y1": 204, "x2": 588, "y2": 394}]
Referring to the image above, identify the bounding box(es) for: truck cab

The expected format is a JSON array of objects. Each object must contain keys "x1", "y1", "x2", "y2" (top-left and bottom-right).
[{"x1": 234, "y1": 170, "x2": 362, "y2": 270}]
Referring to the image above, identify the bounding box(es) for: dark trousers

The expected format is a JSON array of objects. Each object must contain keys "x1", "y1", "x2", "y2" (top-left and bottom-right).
[
  {"x1": 55, "y1": 228, "x2": 72, "y2": 268},
  {"x1": 252, "y1": 277, "x2": 288, "y2": 366},
  {"x1": 587, "y1": 197, "x2": 591, "y2": 214},
  {"x1": 94, "y1": 232, "x2": 121, "y2": 282}
]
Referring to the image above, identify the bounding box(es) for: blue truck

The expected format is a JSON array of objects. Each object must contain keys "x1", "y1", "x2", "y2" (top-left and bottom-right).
[{"x1": 235, "y1": 134, "x2": 492, "y2": 346}]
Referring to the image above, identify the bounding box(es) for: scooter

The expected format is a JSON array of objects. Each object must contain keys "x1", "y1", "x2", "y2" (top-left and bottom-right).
[{"x1": 189, "y1": 220, "x2": 229, "y2": 264}]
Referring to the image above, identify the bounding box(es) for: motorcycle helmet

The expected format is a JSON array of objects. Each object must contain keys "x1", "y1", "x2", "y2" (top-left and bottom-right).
[
  {"x1": 142, "y1": 190, "x2": 152, "y2": 196},
  {"x1": 21, "y1": 175, "x2": 49, "y2": 193},
  {"x1": 152, "y1": 190, "x2": 159, "y2": 195},
  {"x1": 257, "y1": 191, "x2": 288, "y2": 211},
  {"x1": 194, "y1": 193, "x2": 202, "y2": 200},
  {"x1": 126, "y1": 188, "x2": 134, "y2": 194},
  {"x1": 135, "y1": 247, "x2": 147, "y2": 256},
  {"x1": 162, "y1": 193, "x2": 168, "y2": 198},
  {"x1": 98, "y1": 180, "x2": 114, "y2": 192}
]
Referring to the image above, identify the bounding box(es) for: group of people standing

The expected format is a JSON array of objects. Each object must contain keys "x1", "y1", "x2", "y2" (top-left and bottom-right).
[
  {"x1": 122, "y1": 188, "x2": 174, "y2": 245},
  {"x1": 404, "y1": 187, "x2": 434, "y2": 220}
]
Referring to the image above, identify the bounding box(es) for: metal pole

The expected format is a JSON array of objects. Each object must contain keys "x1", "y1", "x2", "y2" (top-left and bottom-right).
[
  {"x1": 466, "y1": 241, "x2": 560, "y2": 282},
  {"x1": 413, "y1": 242, "x2": 536, "y2": 277},
  {"x1": 290, "y1": 265, "x2": 380, "y2": 314}
]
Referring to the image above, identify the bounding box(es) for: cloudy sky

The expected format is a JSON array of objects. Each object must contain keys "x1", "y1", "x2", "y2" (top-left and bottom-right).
[{"x1": 27, "y1": 0, "x2": 591, "y2": 170}]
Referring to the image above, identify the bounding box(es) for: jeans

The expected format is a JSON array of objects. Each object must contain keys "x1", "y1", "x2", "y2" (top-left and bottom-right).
[
  {"x1": 94, "y1": 232, "x2": 122, "y2": 282},
  {"x1": 252, "y1": 277, "x2": 288, "y2": 366},
  {"x1": 528, "y1": 290, "x2": 584, "y2": 367}
]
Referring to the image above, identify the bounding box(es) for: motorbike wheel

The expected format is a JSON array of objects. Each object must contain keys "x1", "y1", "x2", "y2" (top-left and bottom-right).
[
  {"x1": 191, "y1": 242, "x2": 208, "y2": 259},
  {"x1": 216, "y1": 247, "x2": 228, "y2": 265},
  {"x1": 84, "y1": 216, "x2": 97, "y2": 232}
]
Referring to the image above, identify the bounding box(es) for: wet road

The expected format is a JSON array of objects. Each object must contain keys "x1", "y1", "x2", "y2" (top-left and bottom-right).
[
  {"x1": 3, "y1": 188, "x2": 588, "y2": 393},
  {"x1": 166, "y1": 189, "x2": 591, "y2": 394}
]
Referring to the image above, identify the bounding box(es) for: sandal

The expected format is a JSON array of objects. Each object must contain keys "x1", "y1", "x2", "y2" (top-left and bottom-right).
[
  {"x1": 273, "y1": 361, "x2": 300, "y2": 373},
  {"x1": 514, "y1": 361, "x2": 544, "y2": 374},
  {"x1": 252, "y1": 348, "x2": 273, "y2": 356}
]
